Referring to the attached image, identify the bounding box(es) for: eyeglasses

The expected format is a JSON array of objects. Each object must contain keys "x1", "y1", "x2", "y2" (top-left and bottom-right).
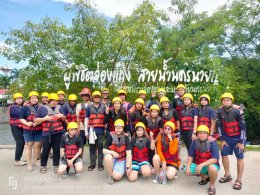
[
  {"x1": 81, "y1": 94, "x2": 89, "y2": 97},
  {"x1": 102, "y1": 93, "x2": 109, "y2": 95},
  {"x1": 164, "y1": 127, "x2": 172, "y2": 131}
]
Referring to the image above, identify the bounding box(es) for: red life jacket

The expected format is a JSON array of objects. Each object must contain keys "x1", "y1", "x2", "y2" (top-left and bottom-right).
[
  {"x1": 79, "y1": 102, "x2": 88, "y2": 123},
  {"x1": 198, "y1": 107, "x2": 211, "y2": 128},
  {"x1": 174, "y1": 98, "x2": 183, "y2": 119},
  {"x1": 108, "y1": 108, "x2": 125, "y2": 132},
  {"x1": 64, "y1": 134, "x2": 79, "y2": 159},
  {"x1": 108, "y1": 132, "x2": 128, "y2": 161},
  {"x1": 161, "y1": 134, "x2": 179, "y2": 163},
  {"x1": 42, "y1": 105, "x2": 64, "y2": 133},
  {"x1": 132, "y1": 137, "x2": 149, "y2": 162},
  {"x1": 194, "y1": 139, "x2": 213, "y2": 165},
  {"x1": 23, "y1": 105, "x2": 42, "y2": 131},
  {"x1": 181, "y1": 107, "x2": 194, "y2": 131},
  {"x1": 9, "y1": 105, "x2": 23, "y2": 128},
  {"x1": 66, "y1": 104, "x2": 77, "y2": 123},
  {"x1": 88, "y1": 104, "x2": 106, "y2": 128},
  {"x1": 219, "y1": 107, "x2": 240, "y2": 137},
  {"x1": 146, "y1": 116, "x2": 161, "y2": 139},
  {"x1": 160, "y1": 109, "x2": 177, "y2": 130}
]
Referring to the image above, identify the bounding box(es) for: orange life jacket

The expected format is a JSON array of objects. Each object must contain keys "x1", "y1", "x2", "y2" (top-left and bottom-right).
[
  {"x1": 198, "y1": 107, "x2": 211, "y2": 128},
  {"x1": 108, "y1": 132, "x2": 128, "y2": 161},
  {"x1": 132, "y1": 137, "x2": 149, "y2": 162},
  {"x1": 66, "y1": 104, "x2": 77, "y2": 123},
  {"x1": 219, "y1": 108, "x2": 240, "y2": 137},
  {"x1": 9, "y1": 105, "x2": 23, "y2": 128},
  {"x1": 194, "y1": 139, "x2": 215, "y2": 165},
  {"x1": 146, "y1": 116, "x2": 161, "y2": 139},
  {"x1": 64, "y1": 134, "x2": 79, "y2": 159},
  {"x1": 42, "y1": 105, "x2": 63, "y2": 133},
  {"x1": 88, "y1": 104, "x2": 106, "y2": 128},
  {"x1": 161, "y1": 134, "x2": 179, "y2": 164},
  {"x1": 181, "y1": 107, "x2": 194, "y2": 131},
  {"x1": 23, "y1": 105, "x2": 42, "y2": 131}
]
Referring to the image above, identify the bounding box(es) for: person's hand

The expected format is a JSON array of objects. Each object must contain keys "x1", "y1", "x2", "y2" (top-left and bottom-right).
[
  {"x1": 236, "y1": 143, "x2": 245, "y2": 153},
  {"x1": 221, "y1": 140, "x2": 228, "y2": 150},
  {"x1": 195, "y1": 164, "x2": 203, "y2": 175},
  {"x1": 167, "y1": 133, "x2": 172, "y2": 141},
  {"x1": 151, "y1": 92, "x2": 156, "y2": 98},
  {"x1": 149, "y1": 131, "x2": 154, "y2": 139},
  {"x1": 32, "y1": 122, "x2": 37, "y2": 127},
  {"x1": 26, "y1": 122, "x2": 33, "y2": 127},
  {"x1": 208, "y1": 135, "x2": 216, "y2": 141},
  {"x1": 192, "y1": 133, "x2": 197, "y2": 140},
  {"x1": 105, "y1": 104, "x2": 109, "y2": 114},
  {"x1": 44, "y1": 115, "x2": 53, "y2": 121},
  {"x1": 111, "y1": 151, "x2": 119, "y2": 158},
  {"x1": 185, "y1": 167, "x2": 191, "y2": 176},
  {"x1": 67, "y1": 159, "x2": 73, "y2": 167},
  {"x1": 55, "y1": 113, "x2": 64, "y2": 119},
  {"x1": 162, "y1": 161, "x2": 167, "y2": 171},
  {"x1": 126, "y1": 167, "x2": 132, "y2": 176}
]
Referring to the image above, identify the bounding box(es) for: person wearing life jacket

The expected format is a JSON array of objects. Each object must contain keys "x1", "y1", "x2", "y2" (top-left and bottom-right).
[
  {"x1": 143, "y1": 104, "x2": 163, "y2": 165},
  {"x1": 57, "y1": 122, "x2": 83, "y2": 176},
  {"x1": 9, "y1": 93, "x2": 26, "y2": 166},
  {"x1": 180, "y1": 93, "x2": 198, "y2": 153},
  {"x1": 85, "y1": 91, "x2": 109, "y2": 171},
  {"x1": 101, "y1": 88, "x2": 112, "y2": 107},
  {"x1": 217, "y1": 93, "x2": 246, "y2": 191},
  {"x1": 173, "y1": 84, "x2": 186, "y2": 119},
  {"x1": 138, "y1": 89, "x2": 150, "y2": 111},
  {"x1": 129, "y1": 98, "x2": 146, "y2": 134},
  {"x1": 35, "y1": 93, "x2": 65, "y2": 174},
  {"x1": 19, "y1": 91, "x2": 43, "y2": 171},
  {"x1": 128, "y1": 122, "x2": 155, "y2": 182},
  {"x1": 118, "y1": 89, "x2": 132, "y2": 134},
  {"x1": 147, "y1": 88, "x2": 166, "y2": 109},
  {"x1": 57, "y1": 90, "x2": 66, "y2": 106},
  {"x1": 153, "y1": 121, "x2": 179, "y2": 184},
  {"x1": 198, "y1": 94, "x2": 217, "y2": 140},
  {"x1": 108, "y1": 97, "x2": 127, "y2": 134},
  {"x1": 61, "y1": 94, "x2": 78, "y2": 127},
  {"x1": 41, "y1": 92, "x2": 49, "y2": 105},
  {"x1": 185, "y1": 125, "x2": 220, "y2": 195},
  {"x1": 103, "y1": 119, "x2": 131, "y2": 185},
  {"x1": 76, "y1": 87, "x2": 92, "y2": 146}
]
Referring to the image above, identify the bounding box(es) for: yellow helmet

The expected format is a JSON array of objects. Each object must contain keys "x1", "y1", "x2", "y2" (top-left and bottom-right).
[
  {"x1": 164, "y1": 121, "x2": 175, "y2": 130},
  {"x1": 92, "y1": 91, "x2": 101, "y2": 97},
  {"x1": 102, "y1": 88, "x2": 109, "y2": 92},
  {"x1": 41, "y1": 92, "x2": 49, "y2": 98},
  {"x1": 221, "y1": 92, "x2": 234, "y2": 102},
  {"x1": 199, "y1": 94, "x2": 211, "y2": 103},
  {"x1": 138, "y1": 90, "x2": 147, "y2": 96},
  {"x1": 183, "y1": 93, "x2": 194, "y2": 102},
  {"x1": 176, "y1": 84, "x2": 186, "y2": 90},
  {"x1": 67, "y1": 122, "x2": 78, "y2": 130},
  {"x1": 150, "y1": 104, "x2": 160, "y2": 111},
  {"x1": 160, "y1": 96, "x2": 169, "y2": 104},
  {"x1": 135, "y1": 98, "x2": 144, "y2": 105},
  {"x1": 48, "y1": 93, "x2": 59, "y2": 101},
  {"x1": 118, "y1": 89, "x2": 126, "y2": 95},
  {"x1": 68, "y1": 94, "x2": 78, "y2": 101},
  {"x1": 57, "y1": 90, "x2": 65, "y2": 96},
  {"x1": 135, "y1": 122, "x2": 146, "y2": 130},
  {"x1": 114, "y1": 119, "x2": 125, "y2": 127},
  {"x1": 28, "y1": 91, "x2": 39, "y2": 98},
  {"x1": 13, "y1": 93, "x2": 23, "y2": 100},
  {"x1": 157, "y1": 88, "x2": 166, "y2": 94},
  {"x1": 112, "y1": 97, "x2": 122, "y2": 104},
  {"x1": 197, "y1": 125, "x2": 209, "y2": 134}
]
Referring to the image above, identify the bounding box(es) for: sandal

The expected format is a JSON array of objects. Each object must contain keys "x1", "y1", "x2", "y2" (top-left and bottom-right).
[
  {"x1": 208, "y1": 187, "x2": 216, "y2": 195},
  {"x1": 54, "y1": 166, "x2": 58, "y2": 174},
  {"x1": 198, "y1": 177, "x2": 210, "y2": 185},
  {"x1": 88, "y1": 164, "x2": 95, "y2": 171},
  {"x1": 40, "y1": 166, "x2": 46, "y2": 174},
  {"x1": 219, "y1": 174, "x2": 232, "y2": 183},
  {"x1": 233, "y1": 179, "x2": 242, "y2": 190},
  {"x1": 98, "y1": 164, "x2": 104, "y2": 171}
]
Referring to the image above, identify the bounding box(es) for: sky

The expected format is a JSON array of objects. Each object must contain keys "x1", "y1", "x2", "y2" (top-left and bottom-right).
[{"x1": 0, "y1": 0, "x2": 228, "y2": 70}]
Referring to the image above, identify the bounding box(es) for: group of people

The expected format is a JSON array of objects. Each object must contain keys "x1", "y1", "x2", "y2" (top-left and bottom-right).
[{"x1": 9, "y1": 84, "x2": 247, "y2": 195}]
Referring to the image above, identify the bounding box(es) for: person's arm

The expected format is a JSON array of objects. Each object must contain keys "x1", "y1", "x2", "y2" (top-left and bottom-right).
[
  {"x1": 84, "y1": 107, "x2": 90, "y2": 136},
  {"x1": 216, "y1": 109, "x2": 224, "y2": 141},
  {"x1": 209, "y1": 108, "x2": 216, "y2": 136},
  {"x1": 193, "y1": 108, "x2": 198, "y2": 133},
  {"x1": 186, "y1": 142, "x2": 196, "y2": 176},
  {"x1": 237, "y1": 109, "x2": 247, "y2": 144}
]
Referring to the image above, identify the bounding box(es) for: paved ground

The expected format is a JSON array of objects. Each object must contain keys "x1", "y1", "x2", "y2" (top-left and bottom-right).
[{"x1": 0, "y1": 147, "x2": 259, "y2": 195}]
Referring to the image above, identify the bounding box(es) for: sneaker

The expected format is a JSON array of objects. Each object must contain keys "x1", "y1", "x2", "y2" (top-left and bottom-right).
[
  {"x1": 14, "y1": 161, "x2": 27, "y2": 166},
  {"x1": 107, "y1": 176, "x2": 114, "y2": 185},
  {"x1": 153, "y1": 175, "x2": 160, "y2": 184}
]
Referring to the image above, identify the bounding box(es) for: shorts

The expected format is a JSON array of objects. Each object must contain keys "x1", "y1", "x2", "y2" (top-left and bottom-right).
[
  {"x1": 60, "y1": 157, "x2": 82, "y2": 165},
  {"x1": 23, "y1": 131, "x2": 42, "y2": 142},
  {"x1": 132, "y1": 161, "x2": 150, "y2": 171},
  {"x1": 185, "y1": 163, "x2": 219, "y2": 175},
  {"x1": 221, "y1": 139, "x2": 244, "y2": 159},
  {"x1": 113, "y1": 159, "x2": 126, "y2": 174}
]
